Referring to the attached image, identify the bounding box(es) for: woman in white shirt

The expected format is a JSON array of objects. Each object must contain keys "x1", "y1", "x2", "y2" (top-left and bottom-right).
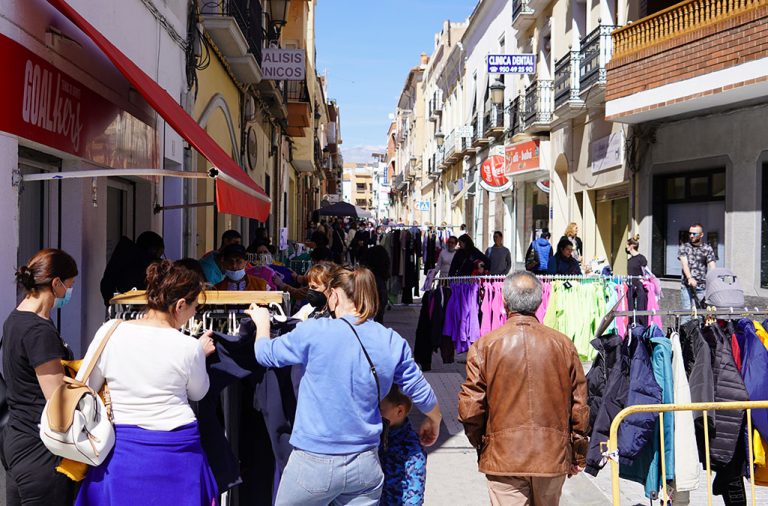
[
  {"x1": 436, "y1": 236, "x2": 458, "y2": 278},
  {"x1": 75, "y1": 260, "x2": 217, "y2": 506}
]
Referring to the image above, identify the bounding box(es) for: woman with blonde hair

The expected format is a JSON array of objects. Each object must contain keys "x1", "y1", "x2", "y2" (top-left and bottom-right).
[
  {"x1": 248, "y1": 266, "x2": 442, "y2": 505},
  {"x1": 560, "y1": 222, "x2": 583, "y2": 263}
]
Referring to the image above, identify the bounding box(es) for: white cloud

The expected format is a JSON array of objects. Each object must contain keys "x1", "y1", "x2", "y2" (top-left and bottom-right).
[{"x1": 342, "y1": 145, "x2": 387, "y2": 163}]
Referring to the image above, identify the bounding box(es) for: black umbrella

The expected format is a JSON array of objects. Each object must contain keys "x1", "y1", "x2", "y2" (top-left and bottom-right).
[{"x1": 315, "y1": 201, "x2": 369, "y2": 218}]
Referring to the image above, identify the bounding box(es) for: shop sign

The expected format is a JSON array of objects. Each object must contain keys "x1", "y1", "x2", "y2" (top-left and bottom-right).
[
  {"x1": 479, "y1": 155, "x2": 511, "y2": 193},
  {"x1": 0, "y1": 34, "x2": 156, "y2": 168},
  {"x1": 591, "y1": 131, "x2": 624, "y2": 173},
  {"x1": 504, "y1": 140, "x2": 540, "y2": 175},
  {"x1": 487, "y1": 54, "x2": 536, "y2": 74},
  {"x1": 262, "y1": 49, "x2": 306, "y2": 81}
]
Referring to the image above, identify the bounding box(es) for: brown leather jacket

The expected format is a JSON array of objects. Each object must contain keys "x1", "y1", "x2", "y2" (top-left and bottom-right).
[{"x1": 458, "y1": 314, "x2": 589, "y2": 477}]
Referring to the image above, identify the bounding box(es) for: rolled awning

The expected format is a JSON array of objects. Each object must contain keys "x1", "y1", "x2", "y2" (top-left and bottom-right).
[{"x1": 46, "y1": 0, "x2": 270, "y2": 222}]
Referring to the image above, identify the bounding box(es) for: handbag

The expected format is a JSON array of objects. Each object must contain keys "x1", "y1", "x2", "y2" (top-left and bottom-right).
[
  {"x1": 40, "y1": 320, "x2": 121, "y2": 466},
  {"x1": 340, "y1": 318, "x2": 390, "y2": 451}
]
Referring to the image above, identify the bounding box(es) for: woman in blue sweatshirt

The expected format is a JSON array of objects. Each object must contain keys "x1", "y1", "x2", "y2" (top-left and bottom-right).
[{"x1": 249, "y1": 266, "x2": 442, "y2": 505}]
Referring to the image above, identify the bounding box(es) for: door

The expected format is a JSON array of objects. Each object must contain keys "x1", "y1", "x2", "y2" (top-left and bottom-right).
[
  {"x1": 611, "y1": 197, "x2": 629, "y2": 275},
  {"x1": 106, "y1": 179, "x2": 135, "y2": 262}
]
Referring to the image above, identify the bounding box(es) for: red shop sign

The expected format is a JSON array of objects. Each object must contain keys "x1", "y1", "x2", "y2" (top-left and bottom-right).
[
  {"x1": 0, "y1": 34, "x2": 157, "y2": 168},
  {"x1": 504, "y1": 140, "x2": 540, "y2": 175},
  {"x1": 479, "y1": 155, "x2": 511, "y2": 193}
]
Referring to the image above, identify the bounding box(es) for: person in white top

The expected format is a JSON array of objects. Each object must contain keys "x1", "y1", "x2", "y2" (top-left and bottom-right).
[
  {"x1": 436, "y1": 236, "x2": 458, "y2": 278},
  {"x1": 75, "y1": 260, "x2": 218, "y2": 505}
]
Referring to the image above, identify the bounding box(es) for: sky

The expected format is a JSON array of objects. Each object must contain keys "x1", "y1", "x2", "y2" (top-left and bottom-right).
[{"x1": 315, "y1": 0, "x2": 475, "y2": 163}]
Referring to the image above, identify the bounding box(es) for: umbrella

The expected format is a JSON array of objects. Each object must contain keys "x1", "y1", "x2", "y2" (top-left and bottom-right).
[{"x1": 315, "y1": 201, "x2": 370, "y2": 218}]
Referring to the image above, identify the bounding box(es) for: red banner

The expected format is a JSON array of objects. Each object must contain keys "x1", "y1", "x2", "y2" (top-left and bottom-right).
[
  {"x1": 504, "y1": 140, "x2": 540, "y2": 175},
  {"x1": 479, "y1": 155, "x2": 510, "y2": 192},
  {"x1": 0, "y1": 34, "x2": 157, "y2": 168}
]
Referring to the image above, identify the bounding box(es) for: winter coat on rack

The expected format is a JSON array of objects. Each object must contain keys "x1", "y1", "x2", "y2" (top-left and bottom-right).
[
  {"x1": 585, "y1": 333, "x2": 631, "y2": 476},
  {"x1": 670, "y1": 331, "x2": 700, "y2": 493},
  {"x1": 703, "y1": 323, "x2": 749, "y2": 469},
  {"x1": 617, "y1": 327, "x2": 662, "y2": 467},
  {"x1": 586, "y1": 333, "x2": 624, "y2": 431},
  {"x1": 734, "y1": 319, "x2": 768, "y2": 440}
]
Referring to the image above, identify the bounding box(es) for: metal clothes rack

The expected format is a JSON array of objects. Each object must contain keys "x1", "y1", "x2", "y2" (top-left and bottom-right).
[
  {"x1": 433, "y1": 273, "x2": 644, "y2": 285},
  {"x1": 611, "y1": 308, "x2": 768, "y2": 318}
]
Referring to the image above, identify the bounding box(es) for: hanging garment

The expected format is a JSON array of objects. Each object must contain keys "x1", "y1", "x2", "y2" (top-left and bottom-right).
[
  {"x1": 615, "y1": 283, "x2": 629, "y2": 339},
  {"x1": 642, "y1": 280, "x2": 663, "y2": 328},
  {"x1": 535, "y1": 281, "x2": 551, "y2": 323},
  {"x1": 490, "y1": 282, "x2": 507, "y2": 331},
  {"x1": 734, "y1": 319, "x2": 768, "y2": 441},
  {"x1": 750, "y1": 321, "x2": 768, "y2": 486},
  {"x1": 433, "y1": 287, "x2": 454, "y2": 364},
  {"x1": 670, "y1": 331, "x2": 700, "y2": 493},
  {"x1": 479, "y1": 282, "x2": 493, "y2": 337},
  {"x1": 585, "y1": 332, "x2": 624, "y2": 431},
  {"x1": 619, "y1": 326, "x2": 674, "y2": 499},
  {"x1": 414, "y1": 292, "x2": 434, "y2": 371}
]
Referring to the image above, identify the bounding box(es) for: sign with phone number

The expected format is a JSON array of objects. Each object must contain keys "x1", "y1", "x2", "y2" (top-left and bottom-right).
[{"x1": 487, "y1": 54, "x2": 536, "y2": 74}]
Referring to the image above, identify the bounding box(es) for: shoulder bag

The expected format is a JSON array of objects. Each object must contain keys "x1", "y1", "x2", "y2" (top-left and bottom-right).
[
  {"x1": 40, "y1": 320, "x2": 121, "y2": 466},
  {"x1": 339, "y1": 318, "x2": 390, "y2": 450}
]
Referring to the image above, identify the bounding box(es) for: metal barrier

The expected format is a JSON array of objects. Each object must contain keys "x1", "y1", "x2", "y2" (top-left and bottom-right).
[{"x1": 607, "y1": 400, "x2": 768, "y2": 505}]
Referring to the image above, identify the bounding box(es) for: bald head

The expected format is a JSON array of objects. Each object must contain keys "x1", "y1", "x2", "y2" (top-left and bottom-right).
[{"x1": 503, "y1": 271, "x2": 543, "y2": 315}]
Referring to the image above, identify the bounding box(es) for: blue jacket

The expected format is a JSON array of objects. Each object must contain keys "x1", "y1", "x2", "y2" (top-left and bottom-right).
[
  {"x1": 735, "y1": 319, "x2": 768, "y2": 440},
  {"x1": 531, "y1": 238, "x2": 553, "y2": 272},
  {"x1": 255, "y1": 316, "x2": 437, "y2": 455},
  {"x1": 619, "y1": 325, "x2": 674, "y2": 499}
]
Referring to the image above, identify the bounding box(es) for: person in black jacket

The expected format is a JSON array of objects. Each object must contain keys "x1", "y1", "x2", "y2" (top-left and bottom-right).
[
  {"x1": 549, "y1": 238, "x2": 582, "y2": 275},
  {"x1": 358, "y1": 245, "x2": 390, "y2": 323},
  {"x1": 99, "y1": 231, "x2": 165, "y2": 305},
  {"x1": 448, "y1": 235, "x2": 491, "y2": 276}
]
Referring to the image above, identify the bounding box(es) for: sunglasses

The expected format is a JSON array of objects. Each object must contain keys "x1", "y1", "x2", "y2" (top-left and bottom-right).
[{"x1": 689, "y1": 232, "x2": 702, "y2": 237}]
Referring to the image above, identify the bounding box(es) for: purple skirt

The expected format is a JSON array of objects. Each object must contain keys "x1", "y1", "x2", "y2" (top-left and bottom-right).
[{"x1": 76, "y1": 422, "x2": 218, "y2": 506}]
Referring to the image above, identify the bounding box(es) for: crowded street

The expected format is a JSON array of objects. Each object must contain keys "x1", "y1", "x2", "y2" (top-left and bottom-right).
[{"x1": 2, "y1": 0, "x2": 768, "y2": 505}]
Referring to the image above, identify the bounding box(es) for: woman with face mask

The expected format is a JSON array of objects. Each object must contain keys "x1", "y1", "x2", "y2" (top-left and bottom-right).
[
  {"x1": 293, "y1": 262, "x2": 338, "y2": 320},
  {"x1": 1, "y1": 249, "x2": 78, "y2": 505},
  {"x1": 214, "y1": 244, "x2": 268, "y2": 291},
  {"x1": 248, "y1": 266, "x2": 442, "y2": 505}
]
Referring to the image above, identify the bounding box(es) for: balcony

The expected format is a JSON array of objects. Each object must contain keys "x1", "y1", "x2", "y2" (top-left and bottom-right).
[
  {"x1": 512, "y1": 0, "x2": 536, "y2": 32},
  {"x1": 436, "y1": 146, "x2": 446, "y2": 170},
  {"x1": 606, "y1": 0, "x2": 768, "y2": 123},
  {"x1": 428, "y1": 98, "x2": 443, "y2": 122},
  {"x1": 554, "y1": 50, "x2": 585, "y2": 119},
  {"x1": 470, "y1": 116, "x2": 490, "y2": 148},
  {"x1": 443, "y1": 131, "x2": 458, "y2": 164},
  {"x1": 483, "y1": 105, "x2": 505, "y2": 138},
  {"x1": 506, "y1": 97, "x2": 522, "y2": 137},
  {"x1": 522, "y1": 79, "x2": 554, "y2": 133},
  {"x1": 257, "y1": 79, "x2": 288, "y2": 122},
  {"x1": 201, "y1": 0, "x2": 263, "y2": 84},
  {"x1": 579, "y1": 25, "x2": 615, "y2": 105},
  {"x1": 394, "y1": 174, "x2": 406, "y2": 190},
  {"x1": 286, "y1": 80, "x2": 311, "y2": 137}
]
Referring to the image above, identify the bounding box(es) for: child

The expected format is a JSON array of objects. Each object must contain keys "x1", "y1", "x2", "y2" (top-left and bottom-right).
[{"x1": 379, "y1": 385, "x2": 428, "y2": 505}]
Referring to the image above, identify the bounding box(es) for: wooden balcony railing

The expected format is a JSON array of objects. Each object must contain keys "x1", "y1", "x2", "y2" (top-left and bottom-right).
[{"x1": 612, "y1": 0, "x2": 767, "y2": 59}]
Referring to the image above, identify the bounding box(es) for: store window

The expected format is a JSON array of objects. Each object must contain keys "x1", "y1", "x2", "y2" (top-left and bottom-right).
[
  {"x1": 106, "y1": 179, "x2": 135, "y2": 262},
  {"x1": 761, "y1": 164, "x2": 768, "y2": 288},
  {"x1": 652, "y1": 169, "x2": 725, "y2": 278}
]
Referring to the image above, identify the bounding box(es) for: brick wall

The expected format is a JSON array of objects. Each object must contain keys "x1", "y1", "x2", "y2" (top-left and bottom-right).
[{"x1": 606, "y1": 4, "x2": 768, "y2": 102}]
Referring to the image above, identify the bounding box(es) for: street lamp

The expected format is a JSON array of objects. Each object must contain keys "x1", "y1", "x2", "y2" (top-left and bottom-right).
[
  {"x1": 268, "y1": 0, "x2": 289, "y2": 39},
  {"x1": 410, "y1": 156, "x2": 418, "y2": 166},
  {"x1": 490, "y1": 79, "x2": 505, "y2": 107},
  {"x1": 434, "y1": 131, "x2": 445, "y2": 147}
]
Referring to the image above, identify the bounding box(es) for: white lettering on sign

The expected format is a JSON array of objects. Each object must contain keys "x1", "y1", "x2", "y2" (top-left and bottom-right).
[
  {"x1": 262, "y1": 49, "x2": 306, "y2": 81},
  {"x1": 487, "y1": 54, "x2": 536, "y2": 74},
  {"x1": 21, "y1": 60, "x2": 83, "y2": 151}
]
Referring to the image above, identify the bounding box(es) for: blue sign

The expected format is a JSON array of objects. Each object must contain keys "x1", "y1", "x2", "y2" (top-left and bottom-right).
[
  {"x1": 416, "y1": 201, "x2": 431, "y2": 212},
  {"x1": 487, "y1": 54, "x2": 536, "y2": 74}
]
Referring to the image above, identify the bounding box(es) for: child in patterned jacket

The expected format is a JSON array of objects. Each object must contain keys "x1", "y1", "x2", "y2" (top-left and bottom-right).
[{"x1": 379, "y1": 385, "x2": 428, "y2": 505}]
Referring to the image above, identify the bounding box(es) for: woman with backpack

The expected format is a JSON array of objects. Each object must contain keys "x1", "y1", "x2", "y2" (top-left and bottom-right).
[{"x1": 525, "y1": 231, "x2": 554, "y2": 275}]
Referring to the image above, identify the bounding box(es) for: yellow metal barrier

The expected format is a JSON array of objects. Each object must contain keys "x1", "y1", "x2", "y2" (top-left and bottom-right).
[{"x1": 607, "y1": 400, "x2": 768, "y2": 505}]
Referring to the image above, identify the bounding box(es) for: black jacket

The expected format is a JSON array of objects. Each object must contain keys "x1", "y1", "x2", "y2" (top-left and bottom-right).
[
  {"x1": 448, "y1": 247, "x2": 491, "y2": 276},
  {"x1": 586, "y1": 333, "x2": 624, "y2": 431}
]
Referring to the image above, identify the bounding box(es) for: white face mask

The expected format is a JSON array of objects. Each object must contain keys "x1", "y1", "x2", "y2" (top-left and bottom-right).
[{"x1": 257, "y1": 253, "x2": 273, "y2": 265}]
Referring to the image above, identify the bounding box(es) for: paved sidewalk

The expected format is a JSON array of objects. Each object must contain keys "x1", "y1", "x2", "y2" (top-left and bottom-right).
[{"x1": 385, "y1": 303, "x2": 768, "y2": 506}]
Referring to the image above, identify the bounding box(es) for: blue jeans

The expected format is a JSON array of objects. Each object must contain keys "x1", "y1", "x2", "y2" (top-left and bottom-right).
[
  {"x1": 681, "y1": 285, "x2": 706, "y2": 323},
  {"x1": 275, "y1": 448, "x2": 384, "y2": 506}
]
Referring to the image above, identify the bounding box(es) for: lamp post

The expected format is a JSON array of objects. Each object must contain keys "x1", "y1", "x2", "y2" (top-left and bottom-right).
[
  {"x1": 490, "y1": 79, "x2": 505, "y2": 107},
  {"x1": 434, "y1": 131, "x2": 445, "y2": 147},
  {"x1": 268, "y1": 0, "x2": 289, "y2": 40}
]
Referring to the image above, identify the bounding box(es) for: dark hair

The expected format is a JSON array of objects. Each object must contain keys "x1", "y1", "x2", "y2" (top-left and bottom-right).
[
  {"x1": 136, "y1": 231, "x2": 165, "y2": 258},
  {"x1": 15, "y1": 248, "x2": 78, "y2": 293},
  {"x1": 458, "y1": 234, "x2": 474, "y2": 250},
  {"x1": 627, "y1": 234, "x2": 640, "y2": 249},
  {"x1": 220, "y1": 244, "x2": 247, "y2": 260},
  {"x1": 145, "y1": 260, "x2": 204, "y2": 313},
  {"x1": 329, "y1": 266, "x2": 378, "y2": 324},
  {"x1": 174, "y1": 258, "x2": 205, "y2": 279},
  {"x1": 311, "y1": 246, "x2": 333, "y2": 263},
  {"x1": 221, "y1": 230, "x2": 242, "y2": 246},
  {"x1": 447, "y1": 235, "x2": 458, "y2": 243},
  {"x1": 541, "y1": 231, "x2": 551, "y2": 240},
  {"x1": 383, "y1": 385, "x2": 412, "y2": 413},
  {"x1": 556, "y1": 237, "x2": 573, "y2": 255},
  {"x1": 493, "y1": 231, "x2": 503, "y2": 239},
  {"x1": 690, "y1": 223, "x2": 704, "y2": 230}
]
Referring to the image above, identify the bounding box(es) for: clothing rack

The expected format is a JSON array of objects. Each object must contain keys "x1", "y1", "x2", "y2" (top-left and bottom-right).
[
  {"x1": 433, "y1": 273, "x2": 645, "y2": 285},
  {"x1": 109, "y1": 289, "x2": 290, "y2": 315},
  {"x1": 611, "y1": 308, "x2": 768, "y2": 317}
]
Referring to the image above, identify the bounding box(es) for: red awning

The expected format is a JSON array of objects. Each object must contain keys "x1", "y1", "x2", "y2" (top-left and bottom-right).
[{"x1": 46, "y1": 0, "x2": 270, "y2": 222}]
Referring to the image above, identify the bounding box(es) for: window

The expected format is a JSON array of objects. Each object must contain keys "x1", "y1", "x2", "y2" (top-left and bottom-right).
[
  {"x1": 356, "y1": 199, "x2": 367, "y2": 207},
  {"x1": 652, "y1": 169, "x2": 726, "y2": 277},
  {"x1": 762, "y1": 164, "x2": 768, "y2": 288},
  {"x1": 356, "y1": 183, "x2": 366, "y2": 191}
]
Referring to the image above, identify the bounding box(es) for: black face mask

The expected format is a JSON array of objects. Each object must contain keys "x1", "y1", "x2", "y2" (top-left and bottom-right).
[{"x1": 305, "y1": 289, "x2": 327, "y2": 309}]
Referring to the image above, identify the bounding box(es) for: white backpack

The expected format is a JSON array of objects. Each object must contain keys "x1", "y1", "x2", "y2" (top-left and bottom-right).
[{"x1": 39, "y1": 320, "x2": 120, "y2": 466}]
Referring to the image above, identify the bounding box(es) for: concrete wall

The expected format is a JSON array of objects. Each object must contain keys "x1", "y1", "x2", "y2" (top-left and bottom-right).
[{"x1": 636, "y1": 102, "x2": 768, "y2": 296}]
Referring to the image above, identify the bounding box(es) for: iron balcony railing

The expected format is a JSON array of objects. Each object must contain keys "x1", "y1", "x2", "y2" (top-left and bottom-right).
[
  {"x1": 285, "y1": 79, "x2": 310, "y2": 102},
  {"x1": 202, "y1": 0, "x2": 264, "y2": 63},
  {"x1": 470, "y1": 118, "x2": 479, "y2": 144},
  {"x1": 580, "y1": 25, "x2": 615, "y2": 90},
  {"x1": 512, "y1": 0, "x2": 534, "y2": 21},
  {"x1": 523, "y1": 79, "x2": 554, "y2": 127},
  {"x1": 444, "y1": 130, "x2": 457, "y2": 159},
  {"x1": 483, "y1": 105, "x2": 504, "y2": 135},
  {"x1": 506, "y1": 97, "x2": 522, "y2": 136},
  {"x1": 554, "y1": 50, "x2": 583, "y2": 108}
]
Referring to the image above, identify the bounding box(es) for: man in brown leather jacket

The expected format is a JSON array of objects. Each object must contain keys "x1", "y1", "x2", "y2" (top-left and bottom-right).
[{"x1": 458, "y1": 271, "x2": 589, "y2": 506}]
